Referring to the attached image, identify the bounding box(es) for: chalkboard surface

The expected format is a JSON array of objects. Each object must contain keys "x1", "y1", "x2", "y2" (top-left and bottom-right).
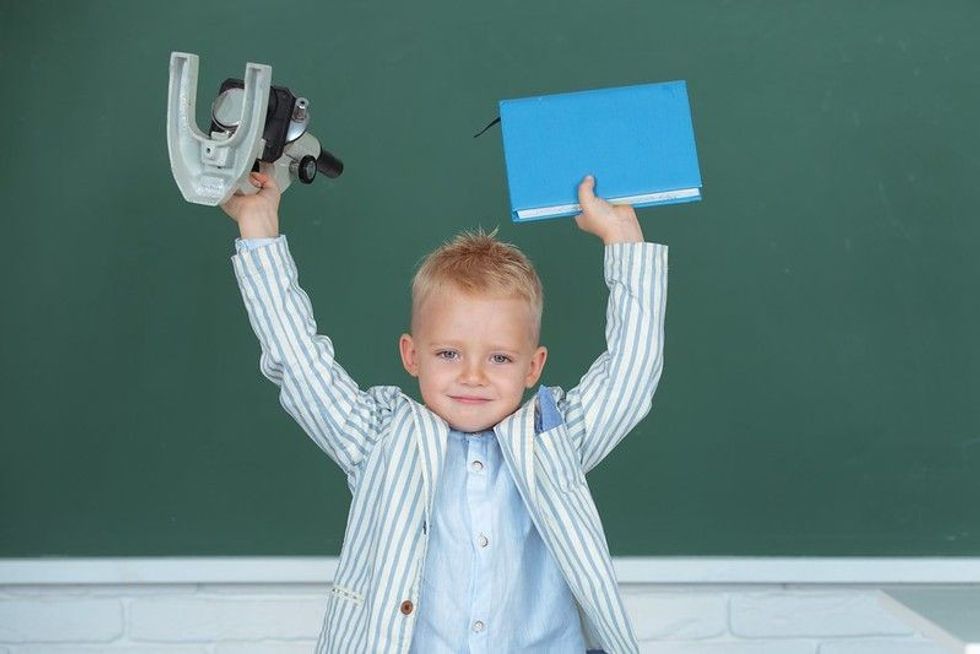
[{"x1": 2, "y1": 0, "x2": 979, "y2": 557}]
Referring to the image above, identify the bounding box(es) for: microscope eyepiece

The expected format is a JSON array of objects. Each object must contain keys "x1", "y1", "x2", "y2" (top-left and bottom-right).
[{"x1": 316, "y1": 148, "x2": 344, "y2": 178}]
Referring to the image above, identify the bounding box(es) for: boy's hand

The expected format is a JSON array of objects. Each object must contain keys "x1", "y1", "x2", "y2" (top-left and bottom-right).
[
  {"x1": 220, "y1": 171, "x2": 281, "y2": 239},
  {"x1": 574, "y1": 175, "x2": 644, "y2": 244}
]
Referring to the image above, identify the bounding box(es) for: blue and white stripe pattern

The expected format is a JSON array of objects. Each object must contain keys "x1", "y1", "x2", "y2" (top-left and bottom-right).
[{"x1": 233, "y1": 237, "x2": 668, "y2": 653}]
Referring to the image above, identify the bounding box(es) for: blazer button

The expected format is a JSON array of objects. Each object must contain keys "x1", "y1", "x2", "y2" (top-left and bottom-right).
[{"x1": 400, "y1": 600, "x2": 414, "y2": 615}]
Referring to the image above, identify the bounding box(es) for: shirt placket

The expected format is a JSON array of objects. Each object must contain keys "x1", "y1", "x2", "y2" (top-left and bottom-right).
[{"x1": 465, "y1": 433, "x2": 492, "y2": 654}]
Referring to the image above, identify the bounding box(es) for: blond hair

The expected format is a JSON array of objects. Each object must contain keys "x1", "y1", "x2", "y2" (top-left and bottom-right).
[{"x1": 411, "y1": 228, "x2": 543, "y2": 338}]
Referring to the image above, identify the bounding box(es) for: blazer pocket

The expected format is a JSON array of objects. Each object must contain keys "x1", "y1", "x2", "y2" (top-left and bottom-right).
[{"x1": 329, "y1": 584, "x2": 365, "y2": 607}]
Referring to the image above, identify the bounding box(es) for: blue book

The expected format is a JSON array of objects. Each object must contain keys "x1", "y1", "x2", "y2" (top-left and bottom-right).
[{"x1": 499, "y1": 80, "x2": 702, "y2": 222}]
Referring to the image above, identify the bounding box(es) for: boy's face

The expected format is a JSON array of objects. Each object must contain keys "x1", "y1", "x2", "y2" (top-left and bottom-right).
[{"x1": 399, "y1": 286, "x2": 547, "y2": 433}]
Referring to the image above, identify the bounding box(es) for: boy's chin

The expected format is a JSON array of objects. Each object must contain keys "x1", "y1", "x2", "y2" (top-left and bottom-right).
[
  {"x1": 434, "y1": 409, "x2": 499, "y2": 434},
  {"x1": 425, "y1": 398, "x2": 521, "y2": 433},
  {"x1": 445, "y1": 416, "x2": 496, "y2": 433}
]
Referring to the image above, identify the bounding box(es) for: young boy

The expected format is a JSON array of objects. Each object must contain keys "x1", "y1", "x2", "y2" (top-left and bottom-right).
[{"x1": 223, "y1": 171, "x2": 668, "y2": 653}]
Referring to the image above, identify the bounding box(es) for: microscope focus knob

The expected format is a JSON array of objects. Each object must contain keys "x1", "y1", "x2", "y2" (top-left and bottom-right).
[{"x1": 295, "y1": 155, "x2": 318, "y2": 184}]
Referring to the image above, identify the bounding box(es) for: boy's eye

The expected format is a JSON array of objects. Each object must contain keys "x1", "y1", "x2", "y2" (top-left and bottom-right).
[
  {"x1": 491, "y1": 354, "x2": 512, "y2": 364},
  {"x1": 436, "y1": 350, "x2": 459, "y2": 360}
]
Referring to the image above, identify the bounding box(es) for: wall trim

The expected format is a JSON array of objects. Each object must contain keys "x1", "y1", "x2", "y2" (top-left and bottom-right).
[{"x1": 3, "y1": 557, "x2": 980, "y2": 585}]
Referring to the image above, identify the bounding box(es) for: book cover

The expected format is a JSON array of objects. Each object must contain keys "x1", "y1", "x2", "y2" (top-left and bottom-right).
[{"x1": 499, "y1": 80, "x2": 702, "y2": 222}]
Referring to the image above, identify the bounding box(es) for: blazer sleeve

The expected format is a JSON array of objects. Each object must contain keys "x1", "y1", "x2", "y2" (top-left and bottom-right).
[
  {"x1": 551, "y1": 241, "x2": 668, "y2": 473},
  {"x1": 232, "y1": 236, "x2": 398, "y2": 476}
]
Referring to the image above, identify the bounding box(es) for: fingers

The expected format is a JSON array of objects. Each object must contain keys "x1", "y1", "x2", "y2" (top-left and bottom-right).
[
  {"x1": 241, "y1": 171, "x2": 275, "y2": 190},
  {"x1": 220, "y1": 171, "x2": 277, "y2": 222},
  {"x1": 249, "y1": 171, "x2": 271, "y2": 189},
  {"x1": 253, "y1": 165, "x2": 283, "y2": 194}
]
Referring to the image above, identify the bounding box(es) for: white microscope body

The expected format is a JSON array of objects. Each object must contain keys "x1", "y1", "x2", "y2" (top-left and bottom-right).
[{"x1": 167, "y1": 52, "x2": 343, "y2": 206}]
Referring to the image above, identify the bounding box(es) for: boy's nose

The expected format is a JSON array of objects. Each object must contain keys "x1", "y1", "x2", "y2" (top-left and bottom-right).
[{"x1": 460, "y1": 362, "x2": 486, "y2": 385}]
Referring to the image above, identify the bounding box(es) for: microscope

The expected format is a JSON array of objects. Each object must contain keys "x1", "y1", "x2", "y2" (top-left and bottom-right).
[{"x1": 167, "y1": 52, "x2": 343, "y2": 206}]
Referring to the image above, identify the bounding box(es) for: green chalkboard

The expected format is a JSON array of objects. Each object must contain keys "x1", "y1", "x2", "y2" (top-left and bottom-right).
[{"x1": 2, "y1": 0, "x2": 979, "y2": 557}]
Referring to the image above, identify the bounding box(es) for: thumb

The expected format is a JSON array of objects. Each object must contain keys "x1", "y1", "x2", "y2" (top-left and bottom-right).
[{"x1": 577, "y1": 175, "x2": 598, "y2": 210}]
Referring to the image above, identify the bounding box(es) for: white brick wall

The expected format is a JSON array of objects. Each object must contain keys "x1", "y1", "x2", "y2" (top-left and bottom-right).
[
  {"x1": 622, "y1": 590, "x2": 727, "y2": 640},
  {"x1": 0, "y1": 583, "x2": 950, "y2": 653},
  {"x1": 731, "y1": 592, "x2": 915, "y2": 637},
  {"x1": 0, "y1": 598, "x2": 123, "y2": 643},
  {"x1": 128, "y1": 596, "x2": 325, "y2": 642},
  {"x1": 818, "y1": 642, "x2": 953, "y2": 654}
]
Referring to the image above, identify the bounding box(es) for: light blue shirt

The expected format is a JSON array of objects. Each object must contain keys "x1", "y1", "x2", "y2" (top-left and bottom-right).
[
  {"x1": 408, "y1": 387, "x2": 585, "y2": 653},
  {"x1": 238, "y1": 237, "x2": 590, "y2": 652}
]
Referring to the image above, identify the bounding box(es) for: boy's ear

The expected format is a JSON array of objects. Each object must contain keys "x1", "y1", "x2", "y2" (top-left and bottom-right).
[
  {"x1": 524, "y1": 345, "x2": 548, "y2": 388},
  {"x1": 399, "y1": 333, "x2": 419, "y2": 377}
]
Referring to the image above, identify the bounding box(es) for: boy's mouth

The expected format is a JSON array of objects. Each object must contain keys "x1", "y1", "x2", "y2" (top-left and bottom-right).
[{"x1": 449, "y1": 395, "x2": 492, "y2": 404}]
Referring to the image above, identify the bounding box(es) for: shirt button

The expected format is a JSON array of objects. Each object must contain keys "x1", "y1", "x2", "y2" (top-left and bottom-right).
[
  {"x1": 477, "y1": 533, "x2": 489, "y2": 548},
  {"x1": 472, "y1": 620, "x2": 485, "y2": 633},
  {"x1": 400, "y1": 600, "x2": 414, "y2": 615},
  {"x1": 471, "y1": 459, "x2": 484, "y2": 472}
]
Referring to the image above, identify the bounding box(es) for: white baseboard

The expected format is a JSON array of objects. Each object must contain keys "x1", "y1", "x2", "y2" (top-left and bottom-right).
[{"x1": 3, "y1": 557, "x2": 980, "y2": 585}]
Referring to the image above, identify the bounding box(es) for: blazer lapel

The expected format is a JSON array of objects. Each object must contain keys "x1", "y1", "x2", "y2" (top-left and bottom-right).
[
  {"x1": 407, "y1": 400, "x2": 449, "y2": 519},
  {"x1": 495, "y1": 396, "x2": 538, "y2": 506}
]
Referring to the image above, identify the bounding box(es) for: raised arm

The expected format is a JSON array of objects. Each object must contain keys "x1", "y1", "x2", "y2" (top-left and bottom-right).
[
  {"x1": 553, "y1": 176, "x2": 668, "y2": 472},
  {"x1": 225, "y1": 173, "x2": 396, "y2": 477}
]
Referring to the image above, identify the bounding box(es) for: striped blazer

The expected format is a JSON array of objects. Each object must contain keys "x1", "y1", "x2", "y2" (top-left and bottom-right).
[{"x1": 233, "y1": 237, "x2": 668, "y2": 654}]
